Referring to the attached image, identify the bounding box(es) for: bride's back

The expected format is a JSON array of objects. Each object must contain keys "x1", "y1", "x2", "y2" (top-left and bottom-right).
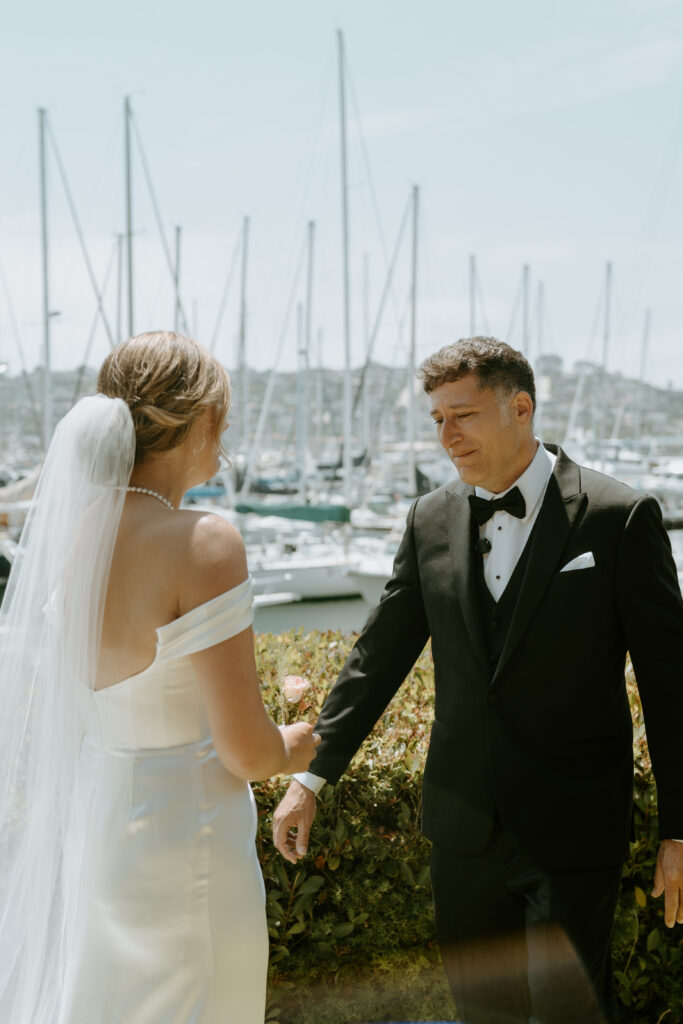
[{"x1": 96, "y1": 501, "x2": 187, "y2": 690}]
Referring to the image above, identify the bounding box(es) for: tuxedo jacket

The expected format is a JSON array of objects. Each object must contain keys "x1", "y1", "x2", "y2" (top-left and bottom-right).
[{"x1": 311, "y1": 445, "x2": 683, "y2": 870}]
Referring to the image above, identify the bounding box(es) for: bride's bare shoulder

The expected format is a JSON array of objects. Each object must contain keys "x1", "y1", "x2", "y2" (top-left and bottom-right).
[{"x1": 169, "y1": 510, "x2": 248, "y2": 615}]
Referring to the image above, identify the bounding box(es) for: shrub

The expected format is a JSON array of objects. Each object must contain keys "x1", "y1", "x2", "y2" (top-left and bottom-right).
[
  {"x1": 254, "y1": 631, "x2": 682, "y2": 1024},
  {"x1": 610, "y1": 663, "x2": 683, "y2": 1022}
]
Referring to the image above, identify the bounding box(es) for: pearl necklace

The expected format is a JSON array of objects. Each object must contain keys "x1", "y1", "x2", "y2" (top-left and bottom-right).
[{"x1": 122, "y1": 486, "x2": 175, "y2": 511}]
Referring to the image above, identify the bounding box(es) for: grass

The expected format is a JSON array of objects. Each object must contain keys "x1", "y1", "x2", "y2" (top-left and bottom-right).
[{"x1": 266, "y1": 948, "x2": 458, "y2": 1024}]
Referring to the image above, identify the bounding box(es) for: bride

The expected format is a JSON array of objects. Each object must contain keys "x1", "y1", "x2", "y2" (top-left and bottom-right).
[{"x1": 0, "y1": 331, "x2": 319, "y2": 1024}]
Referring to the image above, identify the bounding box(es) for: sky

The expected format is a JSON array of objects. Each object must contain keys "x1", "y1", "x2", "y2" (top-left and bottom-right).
[{"x1": 0, "y1": 0, "x2": 682, "y2": 388}]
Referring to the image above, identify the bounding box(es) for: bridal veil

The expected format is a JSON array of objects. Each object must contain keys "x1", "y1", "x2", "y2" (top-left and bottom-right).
[{"x1": 0, "y1": 395, "x2": 135, "y2": 1023}]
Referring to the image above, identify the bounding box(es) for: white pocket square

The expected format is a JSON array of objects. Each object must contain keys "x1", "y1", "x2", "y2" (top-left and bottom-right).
[{"x1": 560, "y1": 552, "x2": 595, "y2": 573}]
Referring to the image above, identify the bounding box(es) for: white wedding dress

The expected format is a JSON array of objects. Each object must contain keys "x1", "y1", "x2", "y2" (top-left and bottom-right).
[{"x1": 59, "y1": 577, "x2": 268, "y2": 1024}]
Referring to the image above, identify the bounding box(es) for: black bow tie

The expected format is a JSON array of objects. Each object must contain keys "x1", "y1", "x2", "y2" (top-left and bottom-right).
[{"x1": 468, "y1": 486, "x2": 526, "y2": 525}]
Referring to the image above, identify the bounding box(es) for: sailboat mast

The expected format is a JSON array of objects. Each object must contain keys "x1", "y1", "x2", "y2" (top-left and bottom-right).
[
  {"x1": 407, "y1": 184, "x2": 419, "y2": 494},
  {"x1": 238, "y1": 216, "x2": 250, "y2": 456},
  {"x1": 337, "y1": 28, "x2": 353, "y2": 506},
  {"x1": 305, "y1": 221, "x2": 315, "y2": 368},
  {"x1": 316, "y1": 328, "x2": 324, "y2": 458},
  {"x1": 634, "y1": 307, "x2": 651, "y2": 441},
  {"x1": 124, "y1": 96, "x2": 134, "y2": 339},
  {"x1": 301, "y1": 220, "x2": 315, "y2": 499},
  {"x1": 296, "y1": 303, "x2": 306, "y2": 502},
  {"x1": 174, "y1": 225, "x2": 182, "y2": 333},
  {"x1": 38, "y1": 108, "x2": 52, "y2": 452},
  {"x1": 362, "y1": 251, "x2": 370, "y2": 455},
  {"x1": 116, "y1": 233, "x2": 123, "y2": 346}
]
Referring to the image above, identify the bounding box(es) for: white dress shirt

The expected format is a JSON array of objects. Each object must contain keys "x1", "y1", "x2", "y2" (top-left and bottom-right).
[{"x1": 476, "y1": 441, "x2": 555, "y2": 600}]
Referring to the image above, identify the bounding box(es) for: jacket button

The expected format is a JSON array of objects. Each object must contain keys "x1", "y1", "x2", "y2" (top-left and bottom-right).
[
  {"x1": 491, "y1": 618, "x2": 500, "y2": 630},
  {"x1": 488, "y1": 691, "x2": 499, "y2": 705}
]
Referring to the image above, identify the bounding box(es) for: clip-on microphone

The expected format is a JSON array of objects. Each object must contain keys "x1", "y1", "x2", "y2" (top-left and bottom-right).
[{"x1": 475, "y1": 537, "x2": 492, "y2": 555}]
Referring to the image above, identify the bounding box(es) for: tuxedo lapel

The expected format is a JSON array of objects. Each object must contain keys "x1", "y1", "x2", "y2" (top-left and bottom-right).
[
  {"x1": 445, "y1": 485, "x2": 489, "y2": 675},
  {"x1": 492, "y1": 446, "x2": 586, "y2": 682}
]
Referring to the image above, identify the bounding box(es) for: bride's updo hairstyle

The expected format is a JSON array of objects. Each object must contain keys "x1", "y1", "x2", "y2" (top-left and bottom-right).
[{"x1": 97, "y1": 331, "x2": 231, "y2": 463}]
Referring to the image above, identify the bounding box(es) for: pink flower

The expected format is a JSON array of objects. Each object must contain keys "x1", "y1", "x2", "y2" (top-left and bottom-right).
[{"x1": 282, "y1": 675, "x2": 311, "y2": 704}]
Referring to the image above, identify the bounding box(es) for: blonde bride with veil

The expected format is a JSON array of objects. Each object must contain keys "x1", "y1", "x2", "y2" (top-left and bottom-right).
[{"x1": 0, "y1": 331, "x2": 319, "y2": 1024}]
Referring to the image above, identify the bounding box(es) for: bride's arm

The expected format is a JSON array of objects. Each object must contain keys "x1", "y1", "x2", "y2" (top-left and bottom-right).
[
  {"x1": 193, "y1": 629, "x2": 317, "y2": 780},
  {"x1": 181, "y1": 513, "x2": 319, "y2": 781}
]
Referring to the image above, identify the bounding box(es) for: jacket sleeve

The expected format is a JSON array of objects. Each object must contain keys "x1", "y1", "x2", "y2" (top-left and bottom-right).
[
  {"x1": 616, "y1": 494, "x2": 683, "y2": 839},
  {"x1": 309, "y1": 498, "x2": 431, "y2": 785}
]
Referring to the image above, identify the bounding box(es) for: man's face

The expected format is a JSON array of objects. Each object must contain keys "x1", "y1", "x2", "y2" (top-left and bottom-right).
[{"x1": 428, "y1": 374, "x2": 533, "y2": 493}]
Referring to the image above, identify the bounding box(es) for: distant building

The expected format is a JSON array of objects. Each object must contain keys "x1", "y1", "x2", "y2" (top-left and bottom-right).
[
  {"x1": 536, "y1": 354, "x2": 563, "y2": 378},
  {"x1": 573, "y1": 359, "x2": 601, "y2": 376}
]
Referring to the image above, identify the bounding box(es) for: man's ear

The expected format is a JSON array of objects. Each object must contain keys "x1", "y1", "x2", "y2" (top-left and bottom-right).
[{"x1": 513, "y1": 390, "x2": 534, "y2": 426}]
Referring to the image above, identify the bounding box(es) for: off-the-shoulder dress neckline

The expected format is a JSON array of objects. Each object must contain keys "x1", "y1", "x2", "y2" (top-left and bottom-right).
[{"x1": 93, "y1": 577, "x2": 252, "y2": 695}]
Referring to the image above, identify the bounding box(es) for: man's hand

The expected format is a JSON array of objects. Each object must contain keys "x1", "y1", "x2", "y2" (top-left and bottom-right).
[
  {"x1": 652, "y1": 840, "x2": 683, "y2": 927},
  {"x1": 273, "y1": 780, "x2": 317, "y2": 864}
]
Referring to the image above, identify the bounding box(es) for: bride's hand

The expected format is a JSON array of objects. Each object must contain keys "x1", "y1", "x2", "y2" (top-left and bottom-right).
[{"x1": 279, "y1": 722, "x2": 321, "y2": 774}]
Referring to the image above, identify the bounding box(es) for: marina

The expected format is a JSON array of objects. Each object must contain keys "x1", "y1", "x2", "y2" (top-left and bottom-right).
[{"x1": 3, "y1": 463, "x2": 683, "y2": 632}]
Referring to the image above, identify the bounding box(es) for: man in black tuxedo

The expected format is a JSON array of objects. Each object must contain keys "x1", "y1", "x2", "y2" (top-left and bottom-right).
[{"x1": 273, "y1": 338, "x2": 683, "y2": 1022}]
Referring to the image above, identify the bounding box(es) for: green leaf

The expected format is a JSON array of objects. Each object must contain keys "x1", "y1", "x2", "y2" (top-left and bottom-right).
[
  {"x1": 417, "y1": 865, "x2": 431, "y2": 887},
  {"x1": 332, "y1": 922, "x2": 355, "y2": 938},
  {"x1": 298, "y1": 875, "x2": 325, "y2": 897},
  {"x1": 399, "y1": 861, "x2": 415, "y2": 885},
  {"x1": 291, "y1": 894, "x2": 313, "y2": 917},
  {"x1": 273, "y1": 861, "x2": 289, "y2": 890},
  {"x1": 634, "y1": 885, "x2": 646, "y2": 908},
  {"x1": 647, "y1": 928, "x2": 661, "y2": 952}
]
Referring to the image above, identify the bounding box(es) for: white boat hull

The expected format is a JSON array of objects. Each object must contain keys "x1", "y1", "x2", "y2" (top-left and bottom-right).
[
  {"x1": 343, "y1": 564, "x2": 393, "y2": 607},
  {"x1": 250, "y1": 557, "x2": 362, "y2": 600}
]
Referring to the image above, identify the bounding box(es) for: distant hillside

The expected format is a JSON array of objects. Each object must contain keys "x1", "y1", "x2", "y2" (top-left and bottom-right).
[{"x1": 1, "y1": 356, "x2": 682, "y2": 462}]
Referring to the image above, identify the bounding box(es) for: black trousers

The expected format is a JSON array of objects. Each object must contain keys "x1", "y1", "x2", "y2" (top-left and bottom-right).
[{"x1": 430, "y1": 822, "x2": 623, "y2": 1024}]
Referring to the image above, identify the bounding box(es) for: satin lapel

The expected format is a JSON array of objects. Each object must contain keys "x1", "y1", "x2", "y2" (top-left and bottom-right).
[
  {"x1": 492, "y1": 447, "x2": 586, "y2": 682},
  {"x1": 445, "y1": 485, "x2": 489, "y2": 674}
]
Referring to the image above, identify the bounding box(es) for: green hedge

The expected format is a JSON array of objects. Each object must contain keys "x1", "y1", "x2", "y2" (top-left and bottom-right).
[{"x1": 253, "y1": 631, "x2": 683, "y2": 1024}]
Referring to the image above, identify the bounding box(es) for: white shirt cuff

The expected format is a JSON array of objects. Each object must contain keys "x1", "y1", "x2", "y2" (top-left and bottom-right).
[{"x1": 292, "y1": 770, "x2": 326, "y2": 795}]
